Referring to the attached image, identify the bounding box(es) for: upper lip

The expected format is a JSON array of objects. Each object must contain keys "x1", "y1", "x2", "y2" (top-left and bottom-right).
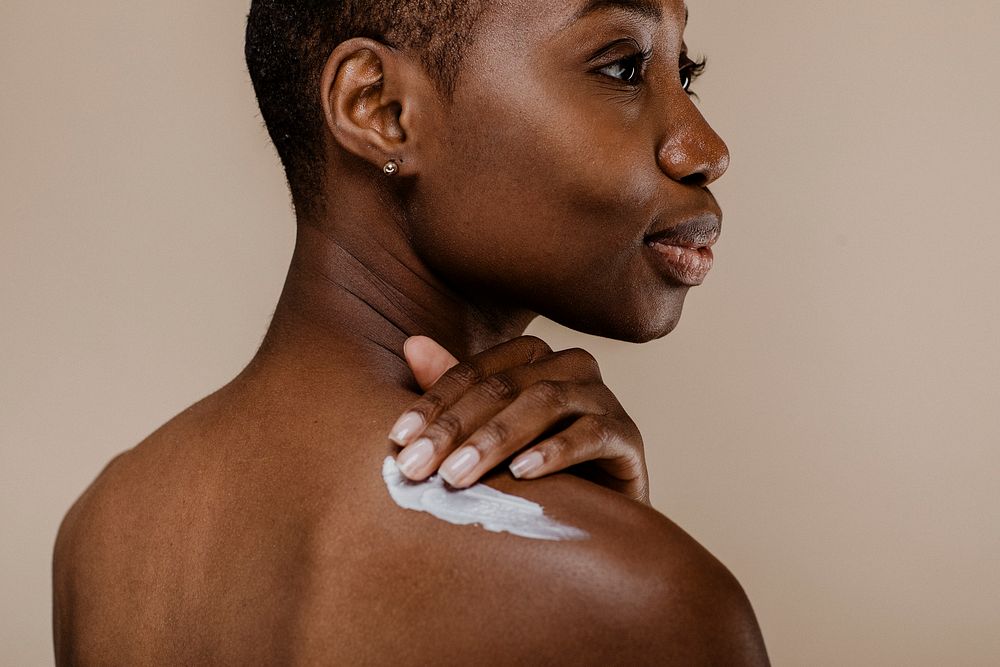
[{"x1": 644, "y1": 212, "x2": 722, "y2": 249}]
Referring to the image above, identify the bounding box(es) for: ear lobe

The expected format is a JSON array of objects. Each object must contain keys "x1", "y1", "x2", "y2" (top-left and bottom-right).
[{"x1": 320, "y1": 38, "x2": 409, "y2": 172}]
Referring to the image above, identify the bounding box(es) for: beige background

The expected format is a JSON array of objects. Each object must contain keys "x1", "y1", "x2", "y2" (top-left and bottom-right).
[{"x1": 2, "y1": 1, "x2": 998, "y2": 664}]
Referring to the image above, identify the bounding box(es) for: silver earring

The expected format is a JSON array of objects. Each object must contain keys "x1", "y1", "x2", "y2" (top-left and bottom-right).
[{"x1": 383, "y1": 159, "x2": 399, "y2": 176}]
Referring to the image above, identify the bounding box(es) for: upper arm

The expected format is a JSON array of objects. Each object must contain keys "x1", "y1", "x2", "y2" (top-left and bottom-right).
[
  {"x1": 52, "y1": 450, "x2": 133, "y2": 661},
  {"x1": 663, "y1": 561, "x2": 770, "y2": 666},
  {"x1": 443, "y1": 518, "x2": 769, "y2": 665},
  {"x1": 612, "y1": 528, "x2": 771, "y2": 666},
  {"x1": 496, "y1": 534, "x2": 771, "y2": 665}
]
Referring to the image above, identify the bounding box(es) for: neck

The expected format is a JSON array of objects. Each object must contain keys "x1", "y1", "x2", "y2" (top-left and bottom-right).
[{"x1": 250, "y1": 218, "x2": 536, "y2": 390}]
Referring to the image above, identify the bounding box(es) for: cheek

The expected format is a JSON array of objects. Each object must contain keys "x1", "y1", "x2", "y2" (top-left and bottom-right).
[{"x1": 412, "y1": 81, "x2": 660, "y2": 306}]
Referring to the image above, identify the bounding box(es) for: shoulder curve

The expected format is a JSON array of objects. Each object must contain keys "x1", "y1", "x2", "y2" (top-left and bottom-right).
[
  {"x1": 52, "y1": 448, "x2": 137, "y2": 660},
  {"x1": 502, "y1": 473, "x2": 770, "y2": 666},
  {"x1": 589, "y1": 504, "x2": 771, "y2": 666},
  {"x1": 54, "y1": 448, "x2": 135, "y2": 559}
]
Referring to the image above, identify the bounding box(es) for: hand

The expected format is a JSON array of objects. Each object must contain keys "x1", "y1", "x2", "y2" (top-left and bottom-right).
[{"x1": 388, "y1": 335, "x2": 650, "y2": 505}]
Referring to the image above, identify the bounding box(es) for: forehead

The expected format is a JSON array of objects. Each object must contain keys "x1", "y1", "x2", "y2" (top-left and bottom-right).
[
  {"x1": 564, "y1": 0, "x2": 687, "y2": 26},
  {"x1": 479, "y1": 0, "x2": 688, "y2": 37},
  {"x1": 448, "y1": 0, "x2": 690, "y2": 95}
]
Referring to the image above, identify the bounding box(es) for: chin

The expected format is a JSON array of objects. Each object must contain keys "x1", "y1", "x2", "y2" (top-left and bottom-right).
[
  {"x1": 617, "y1": 311, "x2": 684, "y2": 344},
  {"x1": 548, "y1": 289, "x2": 689, "y2": 344}
]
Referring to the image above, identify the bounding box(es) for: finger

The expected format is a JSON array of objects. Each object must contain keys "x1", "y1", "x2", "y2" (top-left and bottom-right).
[
  {"x1": 394, "y1": 348, "x2": 603, "y2": 481},
  {"x1": 404, "y1": 335, "x2": 459, "y2": 390},
  {"x1": 387, "y1": 335, "x2": 552, "y2": 448},
  {"x1": 508, "y1": 414, "x2": 649, "y2": 504},
  {"x1": 434, "y1": 380, "x2": 610, "y2": 487}
]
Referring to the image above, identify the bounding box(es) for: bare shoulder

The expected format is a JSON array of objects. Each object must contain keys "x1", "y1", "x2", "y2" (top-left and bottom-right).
[
  {"x1": 54, "y1": 421, "x2": 177, "y2": 565},
  {"x1": 52, "y1": 402, "x2": 221, "y2": 663},
  {"x1": 503, "y1": 472, "x2": 770, "y2": 665},
  {"x1": 590, "y1": 496, "x2": 771, "y2": 666},
  {"x1": 54, "y1": 448, "x2": 133, "y2": 564},
  {"x1": 303, "y1": 466, "x2": 769, "y2": 665},
  {"x1": 52, "y1": 448, "x2": 136, "y2": 662}
]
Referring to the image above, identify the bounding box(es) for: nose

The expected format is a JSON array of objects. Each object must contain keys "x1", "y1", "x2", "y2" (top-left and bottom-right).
[{"x1": 656, "y1": 98, "x2": 730, "y2": 187}]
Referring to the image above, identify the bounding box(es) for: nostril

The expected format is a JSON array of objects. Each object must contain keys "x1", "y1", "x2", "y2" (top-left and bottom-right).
[{"x1": 680, "y1": 172, "x2": 708, "y2": 187}]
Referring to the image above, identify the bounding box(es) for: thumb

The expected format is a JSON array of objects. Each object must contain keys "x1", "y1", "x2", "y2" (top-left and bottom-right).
[{"x1": 403, "y1": 335, "x2": 460, "y2": 390}]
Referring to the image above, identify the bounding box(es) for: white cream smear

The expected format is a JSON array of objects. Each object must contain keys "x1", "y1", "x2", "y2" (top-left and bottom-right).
[{"x1": 382, "y1": 456, "x2": 588, "y2": 541}]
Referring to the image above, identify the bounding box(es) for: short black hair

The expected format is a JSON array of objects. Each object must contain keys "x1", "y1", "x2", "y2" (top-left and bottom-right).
[{"x1": 245, "y1": 1, "x2": 487, "y2": 220}]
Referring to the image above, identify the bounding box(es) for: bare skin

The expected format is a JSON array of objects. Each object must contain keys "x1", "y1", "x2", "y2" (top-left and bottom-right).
[{"x1": 53, "y1": 0, "x2": 768, "y2": 664}]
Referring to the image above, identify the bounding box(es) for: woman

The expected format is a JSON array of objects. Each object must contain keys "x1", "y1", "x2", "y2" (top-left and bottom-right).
[{"x1": 53, "y1": 0, "x2": 768, "y2": 663}]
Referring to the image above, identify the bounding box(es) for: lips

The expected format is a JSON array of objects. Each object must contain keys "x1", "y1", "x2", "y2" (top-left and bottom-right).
[
  {"x1": 644, "y1": 212, "x2": 721, "y2": 249},
  {"x1": 644, "y1": 213, "x2": 721, "y2": 287}
]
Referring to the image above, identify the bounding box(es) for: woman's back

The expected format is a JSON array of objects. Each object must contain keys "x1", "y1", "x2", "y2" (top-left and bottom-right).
[{"x1": 53, "y1": 362, "x2": 767, "y2": 665}]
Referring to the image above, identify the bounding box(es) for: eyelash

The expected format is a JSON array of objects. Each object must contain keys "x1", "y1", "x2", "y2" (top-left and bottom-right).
[{"x1": 599, "y1": 49, "x2": 707, "y2": 95}]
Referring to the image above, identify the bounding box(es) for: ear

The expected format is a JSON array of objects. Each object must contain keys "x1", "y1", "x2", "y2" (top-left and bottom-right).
[{"x1": 319, "y1": 38, "x2": 426, "y2": 176}]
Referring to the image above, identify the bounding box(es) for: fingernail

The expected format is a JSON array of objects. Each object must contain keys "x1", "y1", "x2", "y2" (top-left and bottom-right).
[
  {"x1": 389, "y1": 411, "x2": 424, "y2": 445},
  {"x1": 396, "y1": 438, "x2": 434, "y2": 478},
  {"x1": 440, "y1": 447, "x2": 480, "y2": 486},
  {"x1": 509, "y1": 451, "x2": 544, "y2": 479}
]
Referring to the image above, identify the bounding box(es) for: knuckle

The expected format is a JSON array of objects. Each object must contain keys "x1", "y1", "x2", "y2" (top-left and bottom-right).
[
  {"x1": 579, "y1": 414, "x2": 616, "y2": 445},
  {"x1": 426, "y1": 410, "x2": 464, "y2": 442},
  {"x1": 613, "y1": 439, "x2": 643, "y2": 467},
  {"x1": 624, "y1": 418, "x2": 642, "y2": 442},
  {"x1": 563, "y1": 347, "x2": 601, "y2": 374},
  {"x1": 417, "y1": 391, "x2": 448, "y2": 417},
  {"x1": 538, "y1": 436, "x2": 568, "y2": 461},
  {"x1": 625, "y1": 448, "x2": 646, "y2": 471},
  {"x1": 595, "y1": 382, "x2": 619, "y2": 404},
  {"x1": 607, "y1": 447, "x2": 648, "y2": 483},
  {"x1": 518, "y1": 335, "x2": 553, "y2": 359},
  {"x1": 448, "y1": 362, "x2": 483, "y2": 387},
  {"x1": 527, "y1": 379, "x2": 566, "y2": 409},
  {"x1": 480, "y1": 372, "x2": 520, "y2": 402},
  {"x1": 474, "y1": 420, "x2": 513, "y2": 452}
]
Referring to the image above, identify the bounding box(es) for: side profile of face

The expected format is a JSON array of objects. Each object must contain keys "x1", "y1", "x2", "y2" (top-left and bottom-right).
[{"x1": 330, "y1": 0, "x2": 731, "y2": 344}]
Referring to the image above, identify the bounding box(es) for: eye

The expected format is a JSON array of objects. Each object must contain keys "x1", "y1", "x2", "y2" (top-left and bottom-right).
[
  {"x1": 597, "y1": 49, "x2": 708, "y2": 95},
  {"x1": 596, "y1": 48, "x2": 652, "y2": 87},
  {"x1": 679, "y1": 53, "x2": 707, "y2": 95}
]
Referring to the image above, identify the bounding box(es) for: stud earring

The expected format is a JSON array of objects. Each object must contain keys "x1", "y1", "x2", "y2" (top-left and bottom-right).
[{"x1": 383, "y1": 159, "x2": 399, "y2": 176}]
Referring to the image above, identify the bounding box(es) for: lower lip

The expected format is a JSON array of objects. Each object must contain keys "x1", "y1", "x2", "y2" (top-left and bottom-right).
[{"x1": 645, "y1": 241, "x2": 715, "y2": 286}]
